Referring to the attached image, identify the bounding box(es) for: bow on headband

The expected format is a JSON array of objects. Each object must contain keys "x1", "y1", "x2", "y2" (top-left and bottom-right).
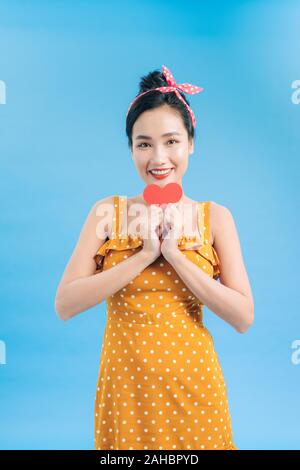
[{"x1": 126, "y1": 64, "x2": 204, "y2": 128}]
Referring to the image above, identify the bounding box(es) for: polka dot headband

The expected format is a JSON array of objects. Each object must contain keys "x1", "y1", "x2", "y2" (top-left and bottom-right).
[{"x1": 126, "y1": 64, "x2": 204, "y2": 128}]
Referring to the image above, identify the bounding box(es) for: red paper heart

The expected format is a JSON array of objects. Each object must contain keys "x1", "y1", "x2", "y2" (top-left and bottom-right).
[{"x1": 143, "y1": 183, "x2": 183, "y2": 206}]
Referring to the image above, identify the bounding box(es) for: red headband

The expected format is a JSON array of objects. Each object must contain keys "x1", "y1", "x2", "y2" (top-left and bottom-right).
[{"x1": 126, "y1": 64, "x2": 204, "y2": 128}]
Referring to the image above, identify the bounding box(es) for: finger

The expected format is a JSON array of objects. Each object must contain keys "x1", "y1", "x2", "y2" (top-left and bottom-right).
[
  {"x1": 151, "y1": 207, "x2": 163, "y2": 224},
  {"x1": 164, "y1": 205, "x2": 176, "y2": 221},
  {"x1": 163, "y1": 210, "x2": 173, "y2": 228}
]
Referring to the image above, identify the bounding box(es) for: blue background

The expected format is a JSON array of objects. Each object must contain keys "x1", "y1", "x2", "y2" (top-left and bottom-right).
[{"x1": 0, "y1": 0, "x2": 299, "y2": 450}]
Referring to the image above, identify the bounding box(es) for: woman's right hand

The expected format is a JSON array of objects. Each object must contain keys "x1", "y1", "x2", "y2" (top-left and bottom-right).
[{"x1": 141, "y1": 204, "x2": 163, "y2": 263}]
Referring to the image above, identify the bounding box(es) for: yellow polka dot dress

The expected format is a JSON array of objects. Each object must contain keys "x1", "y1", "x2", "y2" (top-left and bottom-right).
[{"x1": 93, "y1": 195, "x2": 238, "y2": 450}]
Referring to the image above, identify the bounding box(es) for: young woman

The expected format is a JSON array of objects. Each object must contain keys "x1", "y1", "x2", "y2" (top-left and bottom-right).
[{"x1": 55, "y1": 65, "x2": 254, "y2": 450}]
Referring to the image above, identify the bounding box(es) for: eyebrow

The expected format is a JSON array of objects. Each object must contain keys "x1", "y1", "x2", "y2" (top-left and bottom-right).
[{"x1": 135, "y1": 131, "x2": 181, "y2": 140}]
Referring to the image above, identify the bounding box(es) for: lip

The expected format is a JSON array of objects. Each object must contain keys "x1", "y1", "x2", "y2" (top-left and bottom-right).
[
  {"x1": 148, "y1": 168, "x2": 174, "y2": 180},
  {"x1": 149, "y1": 167, "x2": 173, "y2": 171}
]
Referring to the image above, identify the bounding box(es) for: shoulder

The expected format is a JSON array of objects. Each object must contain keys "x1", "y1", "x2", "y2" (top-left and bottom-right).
[
  {"x1": 92, "y1": 194, "x2": 116, "y2": 213},
  {"x1": 83, "y1": 195, "x2": 117, "y2": 238},
  {"x1": 209, "y1": 200, "x2": 234, "y2": 220},
  {"x1": 209, "y1": 201, "x2": 237, "y2": 242}
]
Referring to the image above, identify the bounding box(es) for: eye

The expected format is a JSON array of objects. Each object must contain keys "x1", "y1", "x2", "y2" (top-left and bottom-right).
[
  {"x1": 137, "y1": 142, "x2": 150, "y2": 148},
  {"x1": 137, "y1": 139, "x2": 179, "y2": 149}
]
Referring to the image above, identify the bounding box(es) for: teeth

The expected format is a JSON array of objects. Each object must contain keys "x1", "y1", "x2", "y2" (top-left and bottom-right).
[{"x1": 150, "y1": 168, "x2": 172, "y2": 175}]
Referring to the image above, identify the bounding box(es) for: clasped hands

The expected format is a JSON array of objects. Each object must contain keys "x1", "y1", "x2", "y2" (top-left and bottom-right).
[{"x1": 151, "y1": 202, "x2": 183, "y2": 258}]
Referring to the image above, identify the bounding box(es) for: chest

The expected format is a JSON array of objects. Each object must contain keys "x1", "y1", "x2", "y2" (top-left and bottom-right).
[{"x1": 108, "y1": 201, "x2": 213, "y2": 245}]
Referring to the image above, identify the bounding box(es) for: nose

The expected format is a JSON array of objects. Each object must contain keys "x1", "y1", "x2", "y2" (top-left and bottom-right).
[
  {"x1": 149, "y1": 159, "x2": 171, "y2": 168},
  {"x1": 150, "y1": 146, "x2": 172, "y2": 165}
]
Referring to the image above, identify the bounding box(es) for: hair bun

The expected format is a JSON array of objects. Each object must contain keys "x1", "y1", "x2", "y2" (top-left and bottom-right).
[{"x1": 138, "y1": 70, "x2": 167, "y2": 94}]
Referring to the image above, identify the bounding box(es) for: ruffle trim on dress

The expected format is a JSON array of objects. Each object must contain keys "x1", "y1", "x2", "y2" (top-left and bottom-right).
[
  {"x1": 93, "y1": 234, "x2": 143, "y2": 270},
  {"x1": 93, "y1": 234, "x2": 220, "y2": 280}
]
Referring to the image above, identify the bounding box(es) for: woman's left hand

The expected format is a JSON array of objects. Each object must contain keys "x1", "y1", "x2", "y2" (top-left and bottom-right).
[{"x1": 160, "y1": 203, "x2": 183, "y2": 259}]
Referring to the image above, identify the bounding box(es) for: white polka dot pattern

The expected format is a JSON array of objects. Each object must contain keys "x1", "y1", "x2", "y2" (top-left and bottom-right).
[
  {"x1": 93, "y1": 196, "x2": 237, "y2": 450},
  {"x1": 126, "y1": 64, "x2": 204, "y2": 128}
]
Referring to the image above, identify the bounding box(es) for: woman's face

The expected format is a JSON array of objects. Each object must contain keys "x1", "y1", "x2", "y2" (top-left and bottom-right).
[{"x1": 131, "y1": 105, "x2": 194, "y2": 187}]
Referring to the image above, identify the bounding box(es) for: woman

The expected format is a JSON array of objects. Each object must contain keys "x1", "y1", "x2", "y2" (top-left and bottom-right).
[{"x1": 55, "y1": 65, "x2": 254, "y2": 450}]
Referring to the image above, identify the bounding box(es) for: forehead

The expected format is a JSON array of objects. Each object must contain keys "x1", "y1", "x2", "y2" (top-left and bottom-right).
[{"x1": 132, "y1": 106, "x2": 185, "y2": 139}]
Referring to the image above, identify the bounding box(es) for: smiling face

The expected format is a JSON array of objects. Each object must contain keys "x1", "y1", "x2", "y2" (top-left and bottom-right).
[{"x1": 131, "y1": 104, "x2": 194, "y2": 187}]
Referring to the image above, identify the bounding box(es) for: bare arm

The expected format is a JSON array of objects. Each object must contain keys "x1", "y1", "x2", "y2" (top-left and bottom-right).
[
  {"x1": 55, "y1": 250, "x2": 152, "y2": 321},
  {"x1": 54, "y1": 196, "x2": 153, "y2": 321},
  {"x1": 164, "y1": 202, "x2": 254, "y2": 333}
]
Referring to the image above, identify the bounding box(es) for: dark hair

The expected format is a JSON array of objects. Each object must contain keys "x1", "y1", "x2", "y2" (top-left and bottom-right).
[{"x1": 126, "y1": 68, "x2": 195, "y2": 150}]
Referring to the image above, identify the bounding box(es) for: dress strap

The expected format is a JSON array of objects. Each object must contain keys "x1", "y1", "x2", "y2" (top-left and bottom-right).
[
  {"x1": 203, "y1": 201, "x2": 211, "y2": 245},
  {"x1": 119, "y1": 195, "x2": 127, "y2": 238},
  {"x1": 111, "y1": 195, "x2": 118, "y2": 238},
  {"x1": 112, "y1": 195, "x2": 127, "y2": 239},
  {"x1": 197, "y1": 201, "x2": 211, "y2": 245}
]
